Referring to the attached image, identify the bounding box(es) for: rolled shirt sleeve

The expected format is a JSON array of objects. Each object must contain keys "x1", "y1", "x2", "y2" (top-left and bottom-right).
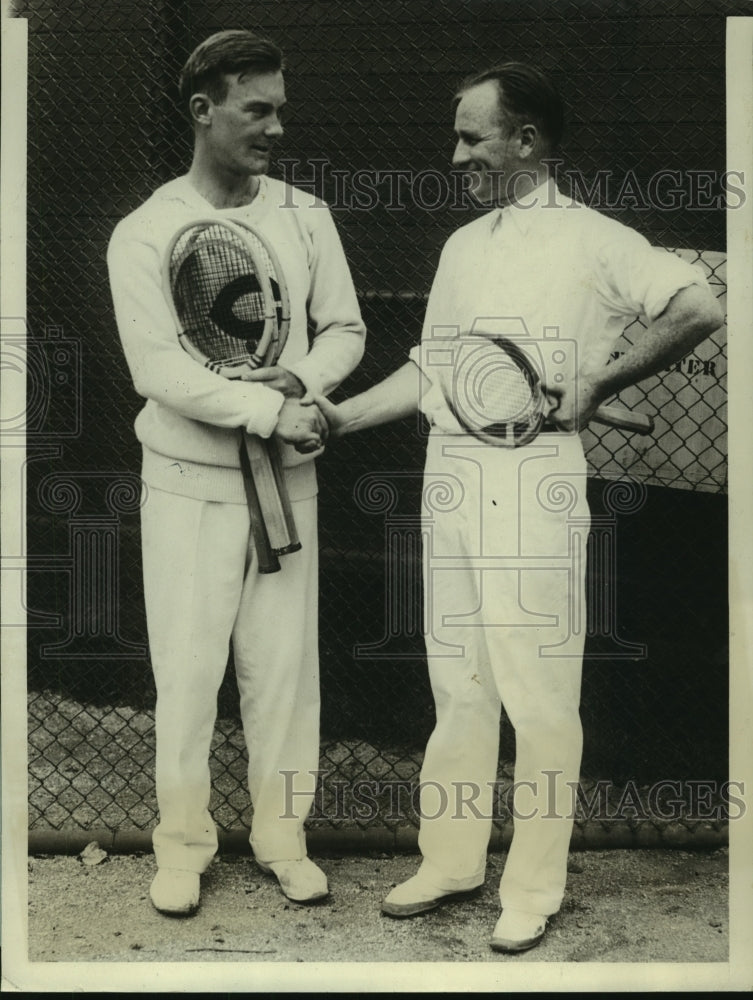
[{"x1": 591, "y1": 226, "x2": 709, "y2": 323}]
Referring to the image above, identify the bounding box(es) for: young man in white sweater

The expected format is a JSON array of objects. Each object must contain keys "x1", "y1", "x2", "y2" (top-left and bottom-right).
[{"x1": 108, "y1": 29, "x2": 366, "y2": 916}]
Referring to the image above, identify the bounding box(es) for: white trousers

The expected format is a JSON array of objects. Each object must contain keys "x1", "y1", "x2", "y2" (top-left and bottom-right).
[
  {"x1": 416, "y1": 433, "x2": 590, "y2": 915},
  {"x1": 140, "y1": 486, "x2": 320, "y2": 873}
]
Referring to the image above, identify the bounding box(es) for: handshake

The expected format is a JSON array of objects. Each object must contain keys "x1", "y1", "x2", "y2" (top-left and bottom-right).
[
  {"x1": 240, "y1": 364, "x2": 341, "y2": 454},
  {"x1": 273, "y1": 394, "x2": 339, "y2": 453}
]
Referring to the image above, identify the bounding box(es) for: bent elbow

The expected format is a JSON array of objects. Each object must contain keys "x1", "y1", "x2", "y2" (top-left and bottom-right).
[
  {"x1": 682, "y1": 285, "x2": 725, "y2": 341},
  {"x1": 353, "y1": 335, "x2": 367, "y2": 366},
  {"x1": 706, "y1": 297, "x2": 725, "y2": 334},
  {"x1": 131, "y1": 369, "x2": 158, "y2": 401}
]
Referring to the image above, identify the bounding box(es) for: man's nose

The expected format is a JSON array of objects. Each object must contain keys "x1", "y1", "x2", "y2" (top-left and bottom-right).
[
  {"x1": 452, "y1": 138, "x2": 471, "y2": 167},
  {"x1": 265, "y1": 114, "x2": 284, "y2": 138}
]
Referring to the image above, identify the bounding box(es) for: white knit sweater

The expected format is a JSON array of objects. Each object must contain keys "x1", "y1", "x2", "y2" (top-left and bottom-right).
[{"x1": 108, "y1": 175, "x2": 366, "y2": 503}]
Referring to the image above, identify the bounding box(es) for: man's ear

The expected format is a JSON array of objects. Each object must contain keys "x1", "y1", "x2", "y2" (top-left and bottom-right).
[
  {"x1": 517, "y1": 123, "x2": 538, "y2": 160},
  {"x1": 189, "y1": 93, "x2": 213, "y2": 126}
]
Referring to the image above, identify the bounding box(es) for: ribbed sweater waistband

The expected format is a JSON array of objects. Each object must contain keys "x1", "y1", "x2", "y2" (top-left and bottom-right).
[{"x1": 141, "y1": 446, "x2": 318, "y2": 504}]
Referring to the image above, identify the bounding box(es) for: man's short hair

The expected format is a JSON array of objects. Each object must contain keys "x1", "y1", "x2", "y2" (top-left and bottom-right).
[
  {"x1": 456, "y1": 63, "x2": 564, "y2": 152},
  {"x1": 178, "y1": 29, "x2": 284, "y2": 110}
]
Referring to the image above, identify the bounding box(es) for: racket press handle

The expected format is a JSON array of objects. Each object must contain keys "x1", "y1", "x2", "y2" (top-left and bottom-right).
[
  {"x1": 239, "y1": 433, "x2": 281, "y2": 573},
  {"x1": 591, "y1": 404, "x2": 655, "y2": 435}
]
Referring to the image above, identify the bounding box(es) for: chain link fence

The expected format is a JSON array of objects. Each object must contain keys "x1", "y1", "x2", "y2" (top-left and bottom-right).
[{"x1": 14, "y1": 0, "x2": 736, "y2": 850}]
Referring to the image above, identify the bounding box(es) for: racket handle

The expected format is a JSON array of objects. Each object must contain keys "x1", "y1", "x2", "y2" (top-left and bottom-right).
[
  {"x1": 239, "y1": 435, "x2": 280, "y2": 574},
  {"x1": 592, "y1": 404, "x2": 655, "y2": 435},
  {"x1": 242, "y1": 434, "x2": 301, "y2": 556},
  {"x1": 265, "y1": 438, "x2": 301, "y2": 553}
]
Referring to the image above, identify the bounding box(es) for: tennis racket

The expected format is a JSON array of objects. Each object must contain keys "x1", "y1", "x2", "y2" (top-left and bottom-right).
[
  {"x1": 443, "y1": 334, "x2": 654, "y2": 447},
  {"x1": 163, "y1": 217, "x2": 300, "y2": 573}
]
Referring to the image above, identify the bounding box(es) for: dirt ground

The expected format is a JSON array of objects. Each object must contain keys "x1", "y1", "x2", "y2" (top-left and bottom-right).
[{"x1": 13, "y1": 844, "x2": 735, "y2": 992}]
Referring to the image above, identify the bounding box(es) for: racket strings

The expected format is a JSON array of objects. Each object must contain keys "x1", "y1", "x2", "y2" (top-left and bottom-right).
[
  {"x1": 453, "y1": 342, "x2": 543, "y2": 430},
  {"x1": 170, "y1": 224, "x2": 274, "y2": 367}
]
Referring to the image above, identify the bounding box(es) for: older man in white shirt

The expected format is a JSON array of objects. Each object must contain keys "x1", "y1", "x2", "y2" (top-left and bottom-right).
[{"x1": 317, "y1": 62, "x2": 723, "y2": 952}]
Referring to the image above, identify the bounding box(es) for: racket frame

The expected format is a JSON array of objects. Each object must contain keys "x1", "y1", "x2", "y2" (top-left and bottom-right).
[
  {"x1": 163, "y1": 218, "x2": 279, "y2": 379},
  {"x1": 446, "y1": 334, "x2": 655, "y2": 446}
]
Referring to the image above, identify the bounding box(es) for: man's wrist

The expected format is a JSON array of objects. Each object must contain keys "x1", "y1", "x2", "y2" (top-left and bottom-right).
[{"x1": 578, "y1": 370, "x2": 612, "y2": 408}]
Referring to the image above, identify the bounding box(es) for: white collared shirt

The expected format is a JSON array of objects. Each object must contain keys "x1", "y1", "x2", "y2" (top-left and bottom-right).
[{"x1": 410, "y1": 179, "x2": 707, "y2": 433}]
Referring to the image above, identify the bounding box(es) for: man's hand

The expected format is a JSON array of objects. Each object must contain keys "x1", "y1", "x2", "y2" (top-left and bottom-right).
[
  {"x1": 310, "y1": 395, "x2": 346, "y2": 439},
  {"x1": 241, "y1": 365, "x2": 306, "y2": 398},
  {"x1": 546, "y1": 285, "x2": 724, "y2": 433},
  {"x1": 542, "y1": 372, "x2": 603, "y2": 433},
  {"x1": 274, "y1": 397, "x2": 328, "y2": 453}
]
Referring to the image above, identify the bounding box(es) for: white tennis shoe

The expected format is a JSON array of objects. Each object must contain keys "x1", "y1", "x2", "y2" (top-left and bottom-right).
[
  {"x1": 381, "y1": 871, "x2": 482, "y2": 917},
  {"x1": 257, "y1": 858, "x2": 329, "y2": 902},
  {"x1": 149, "y1": 868, "x2": 200, "y2": 916},
  {"x1": 490, "y1": 908, "x2": 548, "y2": 952}
]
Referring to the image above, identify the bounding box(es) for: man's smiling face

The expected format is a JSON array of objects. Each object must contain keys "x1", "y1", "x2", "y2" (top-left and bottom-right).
[{"x1": 452, "y1": 80, "x2": 527, "y2": 207}]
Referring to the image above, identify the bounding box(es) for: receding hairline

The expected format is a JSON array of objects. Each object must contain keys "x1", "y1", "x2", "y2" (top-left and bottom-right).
[
  {"x1": 454, "y1": 78, "x2": 509, "y2": 122},
  {"x1": 453, "y1": 65, "x2": 565, "y2": 149}
]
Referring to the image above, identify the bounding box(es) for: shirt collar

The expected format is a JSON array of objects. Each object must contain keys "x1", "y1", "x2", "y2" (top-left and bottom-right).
[{"x1": 488, "y1": 177, "x2": 564, "y2": 237}]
